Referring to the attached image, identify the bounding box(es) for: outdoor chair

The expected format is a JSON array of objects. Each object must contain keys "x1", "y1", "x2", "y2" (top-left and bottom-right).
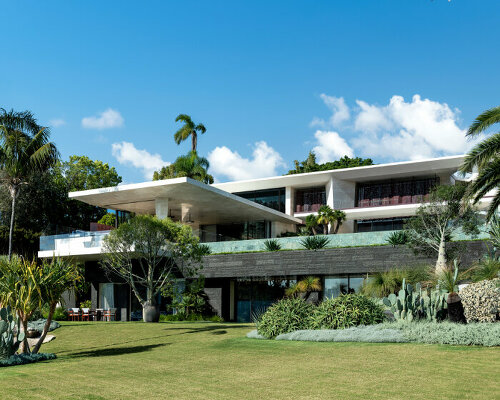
[
  {"x1": 81, "y1": 308, "x2": 90, "y2": 321},
  {"x1": 69, "y1": 308, "x2": 80, "y2": 321},
  {"x1": 103, "y1": 308, "x2": 117, "y2": 321}
]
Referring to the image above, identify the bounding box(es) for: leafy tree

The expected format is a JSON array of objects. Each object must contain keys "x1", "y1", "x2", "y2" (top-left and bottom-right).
[
  {"x1": 101, "y1": 215, "x2": 203, "y2": 322},
  {"x1": 405, "y1": 184, "x2": 480, "y2": 274},
  {"x1": 53, "y1": 155, "x2": 122, "y2": 230},
  {"x1": 460, "y1": 105, "x2": 500, "y2": 220},
  {"x1": 287, "y1": 152, "x2": 373, "y2": 175},
  {"x1": 98, "y1": 212, "x2": 116, "y2": 227},
  {"x1": 153, "y1": 151, "x2": 214, "y2": 184},
  {"x1": 0, "y1": 109, "x2": 59, "y2": 258},
  {"x1": 173, "y1": 114, "x2": 206, "y2": 153}
]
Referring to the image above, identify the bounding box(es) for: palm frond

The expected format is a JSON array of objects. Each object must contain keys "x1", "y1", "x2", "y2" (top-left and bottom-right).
[
  {"x1": 195, "y1": 123, "x2": 206, "y2": 134},
  {"x1": 460, "y1": 133, "x2": 500, "y2": 173},
  {"x1": 467, "y1": 106, "x2": 500, "y2": 137}
]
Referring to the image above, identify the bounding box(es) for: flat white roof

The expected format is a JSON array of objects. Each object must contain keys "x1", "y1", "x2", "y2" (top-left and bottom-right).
[
  {"x1": 213, "y1": 155, "x2": 465, "y2": 192},
  {"x1": 69, "y1": 177, "x2": 301, "y2": 225}
]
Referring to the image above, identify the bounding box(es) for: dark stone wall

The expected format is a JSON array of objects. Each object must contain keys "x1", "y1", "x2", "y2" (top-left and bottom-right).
[{"x1": 201, "y1": 241, "x2": 488, "y2": 279}]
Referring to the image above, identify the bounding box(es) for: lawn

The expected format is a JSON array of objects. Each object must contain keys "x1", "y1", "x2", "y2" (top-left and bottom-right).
[{"x1": 1, "y1": 322, "x2": 498, "y2": 400}]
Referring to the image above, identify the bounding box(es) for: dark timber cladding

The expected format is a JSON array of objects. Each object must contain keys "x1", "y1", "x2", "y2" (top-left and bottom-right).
[{"x1": 201, "y1": 241, "x2": 488, "y2": 278}]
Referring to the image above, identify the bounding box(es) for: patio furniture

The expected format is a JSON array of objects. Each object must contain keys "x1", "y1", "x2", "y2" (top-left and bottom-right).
[
  {"x1": 103, "y1": 308, "x2": 117, "y2": 322},
  {"x1": 95, "y1": 308, "x2": 104, "y2": 321},
  {"x1": 69, "y1": 308, "x2": 80, "y2": 321},
  {"x1": 81, "y1": 308, "x2": 90, "y2": 321}
]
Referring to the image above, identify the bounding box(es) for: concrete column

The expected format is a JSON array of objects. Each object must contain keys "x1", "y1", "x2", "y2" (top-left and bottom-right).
[
  {"x1": 230, "y1": 281, "x2": 235, "y2": 321},
  {"x1": 326, "y1": 177, "x2": 335, "y2": 209},
  {"x1": 331, "y1": 178, "x2": 356, "y2": 234},
  {"x1": 155, "y1": 197, "x2": 169, "y2": 219},
  {"x1": 285, "y1": 186, "x2": 294, "y2": 215}
]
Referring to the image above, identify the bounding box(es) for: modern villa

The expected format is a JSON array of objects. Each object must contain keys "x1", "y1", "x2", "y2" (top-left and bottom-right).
[{"x1": 38, "y1": 155, "x2": 492, "y2": 321}]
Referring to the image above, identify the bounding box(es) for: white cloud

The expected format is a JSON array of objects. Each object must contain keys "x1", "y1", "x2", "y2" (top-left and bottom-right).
[
  {"x1": 310, "y1": 94, "x2": 350, "y2": 128},
  {"x1": 49, "y1": 118, "x2": 66, "y2": 128},
  {"x1": 351, "y1": 94, "x2": 472, "y2": 160},
  {"x1": 82, "y1": 108, "x2": 124, "y2": 130},
  {"x1": 312, "y1": 130, "x2": 354, "y2": 163},
  {"x1": 112, "y1": 141, "x2": 169, "y2": 180},
  {"x1": 208, "y1": 141, "x2": 286, "y2": 181}
]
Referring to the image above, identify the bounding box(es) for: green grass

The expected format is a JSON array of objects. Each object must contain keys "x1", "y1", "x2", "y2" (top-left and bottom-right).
[{"x1": 1, "y1": 321, "x2": 499, "y2": 400}]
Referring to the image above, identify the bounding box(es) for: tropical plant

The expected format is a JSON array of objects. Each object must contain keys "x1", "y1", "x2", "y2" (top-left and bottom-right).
[
  {"x1": 163, "y1": 278, "x2": 207, "y2": 317},
  {"x1": 153, "y1": 151, "x2": 214, "y2": 184},
  {"x1": 311, "y1": 294, "x2": 385, "y2": 330},
  {"x1": 197, "y1": 244, "x2": 212, "y2": 256},
  {"x1": 404, "y1": 184, "x2": 480, "y2": 274},
  {"x1": 316, "y1": 205, "x2": 346, "y2": 234},
  {"x1": 173, "y1": 114, "x2": 206, "y2": 153},
  {"x1": 0, "y1": 109, "x2": 59, "y2": 258},
  {"x1": 0, "y1": 256, "x2": 43, "y2": 353},
  {"x1": 460, "y1": 106, "x2": 500, "y2": 220},
  {"x1": 0, "y1": 306, "x2": 25, "y2": 360},
  {"x1": 101, "y1": 215, "x2": 203, "y2": 322},
  {"x1": 488, "y1": 214, "x2": 500, "y2": 250},
  {"x1": 31, "y1": 258, "x2": 82, "y2": 354},
  {"x1": 300, "y1": 235, "x2": 329, "y2": 250},
  {"x1": 257, "y1": 297, "x2": 315, "y2": 339},
  {"x1": 263, "y1": 239, "x2": 281, "y2": 251},
  {"x1": 305, "y1": 214, "x2": 320, "y2": 235},
  {"x1": 386, "y1": 230, "x2": 409, "y2": 246},
  {"x1": 286, "y1": 276, "x2": 322, "y2": 301},
  {"x1": 465, "y1": 252, "x2": 500, "y2": 282}
]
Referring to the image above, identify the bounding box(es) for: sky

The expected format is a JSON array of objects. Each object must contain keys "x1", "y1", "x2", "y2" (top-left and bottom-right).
[{"x1": 1, "y1": 1, "x2": 498, "y2": 183}]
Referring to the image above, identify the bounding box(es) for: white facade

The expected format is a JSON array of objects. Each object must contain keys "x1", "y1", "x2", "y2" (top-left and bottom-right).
[{"x1": 39, "y1": 154, "x2": 494, "y2": 259}]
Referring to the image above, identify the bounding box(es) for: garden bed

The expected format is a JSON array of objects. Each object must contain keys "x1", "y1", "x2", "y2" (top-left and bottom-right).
[{"x1": 247, "y1": 321, "x2": 500, "y2": 346}]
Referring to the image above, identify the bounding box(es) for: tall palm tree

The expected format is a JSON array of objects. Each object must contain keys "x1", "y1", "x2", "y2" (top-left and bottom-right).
[
  {"x1": 173, "y1": 114, "x2": 206, "y2": 153},
  {"x1": 460, "y1": 106, "x2": 500, "y2": 220},
  {"x1": 305, "y1": 214, "x2": 320, "y2": 235},
  {"x1": 0, "y1": 109, "x2": 59, "y2": 258},
  {"x1": 331, "y1": 209, "x2": 347, "y2": 234},
  {"x1": 317, "y1": 205, "x2": 334, "y2": 234}
]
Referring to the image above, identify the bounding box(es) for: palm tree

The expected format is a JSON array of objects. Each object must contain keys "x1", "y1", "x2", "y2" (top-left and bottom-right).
[
  {"x1": 153, "y1": 151, "x2": 214, "y2": 184},
  {"x1": 173, "y1": 114, "x2": 206, "y2": 153},
  {"x1": 0, "y1": 109, "x2": 59, "y2": 258},
  {"x1": 331, "y1": 209, "x2": 347, "y2": 234},
  {"x1": 305, "y1": 214, "x2": 320, "y2": 235},
  {"x1": 317, "y1": 205, "x2": 334, "y2": 234},
  {"x1": 460, "y1": 106, "x2": 500, "y2": 220}
]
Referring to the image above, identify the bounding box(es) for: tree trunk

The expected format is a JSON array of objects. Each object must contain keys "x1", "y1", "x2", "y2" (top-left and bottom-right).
[
  {"x1": 8, "y1": 186, "x2": 18, "y2": 260},
  {"x1": 32, "y1": 302, "x2": 56, "y2": 354},
  {"x1": 435, "y1": 234, "x2": 447, "y2": 274},
  {"x1": 19, "y1": 317, "x2": 30, "y2": 354},
  {"x1": 192, "y1": 132, "x2": 197, "y2": 153}
]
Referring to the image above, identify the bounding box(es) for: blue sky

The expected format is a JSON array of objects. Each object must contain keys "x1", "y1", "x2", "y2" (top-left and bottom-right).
[{"x1": 1, "y1": 1, "x2": 498, "y2": 183}]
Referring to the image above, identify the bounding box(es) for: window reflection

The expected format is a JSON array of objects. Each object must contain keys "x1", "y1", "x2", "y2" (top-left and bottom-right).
[{"x1": 323, "y1": 275, "x2": 364, "y2": 299}]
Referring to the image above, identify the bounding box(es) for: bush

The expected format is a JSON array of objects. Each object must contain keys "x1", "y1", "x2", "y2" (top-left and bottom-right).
[
  {"x1": 263, "y1": 239, "x2": 281, "y2": 251},
  {"x1": 42, "y1": 306, "x2": 67, "y2": 321},
  {"x1": 459, "y1": 278, "x2": 500, "y2": 323},
  {"x1": 312, "y1": 294, "x2": 384, "y2": 329},
  {"x1": 197, "y1": 244, "x2": 212, "y2": 256},
  {"x1": 80, "y1": 300, "x2": 92, "y2": 309},
  {"x1": 257, "y1": 297, "x2": 315, "y2": 339},
  {"x1": 0, "y1": 353, "x2": 56, "y2": 367},
  {"x1": 300, "y1": 236, "x2": 329, "y2": 250}
]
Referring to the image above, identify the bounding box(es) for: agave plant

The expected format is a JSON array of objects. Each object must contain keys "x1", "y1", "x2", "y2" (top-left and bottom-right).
[
  {"x1": 386, "y1": 230, "x2": 409, "y2": 246},
  {"x1": 300, "y1": 236, "x2": 330, "y2": 250},
  {"x1": 263, "y1": 239, "x2": 281, "y2": 252}
]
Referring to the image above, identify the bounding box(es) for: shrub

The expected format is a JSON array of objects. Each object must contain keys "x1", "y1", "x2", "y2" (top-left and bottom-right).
[
  {"x1": 312, "y1": 294, "x2": 384, "y2": 329},
  {"x1": 263, "y1": 239, "x2": 281, "y2": 251},
  {"x1": 197, "y1": 244, "x2": 212, "y2": 256},
  {"x1": 386, "y1": 231, "x2": 409, "y2": 246},
  {"x1": 466, "y1": 255, "x2": 500, "y2": 282},
  {"x1": 276, "y1": 326, "x2": 407, "y2": 343},
  {"x1": 0, "y1": 353, "x2": 56, "y2": 367},
  {"x1": 300, "y1": 236, "x2": 329, "y2": 250},
  {"x1": 257, "y1": 297, "x2": 315, "y2": 339},
  {"x1": 80, "y1": 300, "x2": 92, "y2": 309},
  {"x1": 459, "y1": 278, "x2": 500, "y2": 323},
  {"x1": 42, "y1": 306, "x2": 67, "y2": 321}
]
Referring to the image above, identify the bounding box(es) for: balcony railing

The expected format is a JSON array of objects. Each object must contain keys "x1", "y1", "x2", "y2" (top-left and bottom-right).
[{"x1": 39, "y1": 230, "x2": 110, "y2": 252}]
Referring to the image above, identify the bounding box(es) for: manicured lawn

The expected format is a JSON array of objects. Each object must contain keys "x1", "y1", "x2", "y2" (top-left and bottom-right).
[{"x1": 1, "y1": 322, "x2": 498, "y2": 400}]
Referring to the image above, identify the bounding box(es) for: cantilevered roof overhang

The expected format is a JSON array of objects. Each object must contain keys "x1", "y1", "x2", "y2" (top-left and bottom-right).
[{"x1": 69, "y1": 177, "x2": 302, "y2": 226}]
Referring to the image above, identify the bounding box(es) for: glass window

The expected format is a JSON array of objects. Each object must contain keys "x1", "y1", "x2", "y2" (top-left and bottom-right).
[
  {"x1": 235, "y1": 188, "x2": 285, "y2": 213},
  {"x1": 295, "y1": 187, "x2": 326, "y2": 213},
  {"x1": 323, "y1": 275, "x2": 365, "y2": 299}
]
